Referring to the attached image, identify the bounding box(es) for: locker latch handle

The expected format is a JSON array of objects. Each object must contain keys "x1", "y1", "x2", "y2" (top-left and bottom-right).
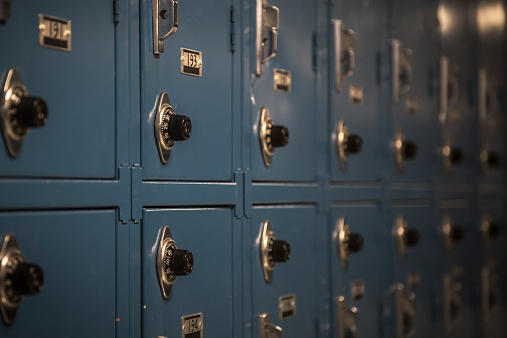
[
  {"x1": 256, "y1": 0, "x2": 279, "y2": 76},
  {"x1": 259, "y1": 313, "x2": 283, "y2": 338},
  {"x1": 332, "y1": 19, "x2": 355, "y2": 92},
  {"x1": 152, "y1": 0, "x2": 179, "y2": 55}
]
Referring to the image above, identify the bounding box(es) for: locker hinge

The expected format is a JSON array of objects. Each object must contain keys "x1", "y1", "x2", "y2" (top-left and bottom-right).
[
  {"x1": 243, "y1": 169, "x2": 252, "y2": 218},
  {"x1": 230, "y1": 5, "x2": 236, "y2": 54},
  {"x1": 118, "y1": 164, "x2": 132, "y2": 224},
  {"x1": 131, "y1": 164, "x2": 143, "y2": 223},
  {"x1": 113, "y1": 0, "x2": 120, "y2": 24},
  {"x1": 234, "y1": 169, "x2": 243, "y2": 218}
]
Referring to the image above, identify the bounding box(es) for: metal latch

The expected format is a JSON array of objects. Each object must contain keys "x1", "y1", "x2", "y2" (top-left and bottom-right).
[
  {"x1": 395, "y1": 283, "x2": 416, "y2": 338},
  {"x1": 392, "y1": 40, "x2": 413, "y2": 103},
  {"x1": 337, "y1": 296, "x2": 358, "y2": 338},
  {"x1": 481, "y1": 263, "x2": 498, "y2": 321},
  {"x1": 443, "y1": 268, "x2": 463, "y2": 334},
  {"x1": 259, "y1": 313, "x2": 282, "y2": 338},
  {"x1": 0, "y1": 0, "x2": 11, "y2": 23},
  {"x1": 152, "y1": 0, "x2": 178, "y2": 54},
  {"x1": 478, "y1": 69, "x2": 500, "y2": 121},
  {"x1": 335, "y1": 217, "x2": 364, "y2": 269},
  {"x1": 259, "y1": 220, "x2": 291, "y2": 283},
  {"x1": 439, "y1": 56, "x2": 459, "y2": 122},
  {"x1": 255, "y1": 0, "x2": 279, "y2": 76},
  {"x1": 336, "y1": 120, "x2": 363, "y2": 171},
  {"x1": 332, "y1": 19, "x2": 355, "y2": 92}
]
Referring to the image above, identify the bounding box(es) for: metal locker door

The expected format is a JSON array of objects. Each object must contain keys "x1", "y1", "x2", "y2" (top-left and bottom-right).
[
  {"x1": 329, "y1": 204, "x2": 385, "y2": 338},
  {"x1": 388, "y1": 205, "x2": 438, "y2": 338},
  {"x1": 248, "y1": 0, "x2": 319, "y2": 181},
  {"x1": 140, "y1": 0, "x2": 236, "y2": 181},
  {"x1": 0, "y1": 210, "x2": 116, "y2": 337},
  {"x1": 388, "y1": 0, "x2": 440, "y2": 182},
  {"x1": 328, "y1": 1, "x2": 386, "y2": 181},
  {"x1": 142, "y1": 208, "x2": 234, "y2": 338},
  {"x1": 249, "y1": 205, "x2": 318, "y2": 337},
  {"x1": 0, "y1": 0, "x2": 116, "y2": 178}
]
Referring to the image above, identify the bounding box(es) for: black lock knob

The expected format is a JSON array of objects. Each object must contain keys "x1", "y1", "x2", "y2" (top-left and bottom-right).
[
  {"x1": 9, "y1": 262, "x2": 43, "y2": 296},
  {"x1": 271, "y1": 239, "x2": 291, "y2": 263},
  {"x1": 167, "y1": 114, "x2": 192, "y2": 141},
  {"x1": 449, "y1": 147, "x2": 463, "y2": 164},
  {"x1": 14, "y1": 96, "x2": 48, "y2": 128},
  {"x1": 489, "y1": 222, "x2": 500, "y2": 238},
  {"x1": 450, "y1": 300, "x2": 460, "y2": 320},
  {"x1": 402, "y1": 312, "x2": 414, "y2": 337},
  {"x1": 348, "y1": 233, "x2": 364, "y2": 253},
  {"x1": 170, "y1": 248, "x2": 193, "y2": 276},
  {"x1": 402, "y1": 141, "x2": 418, "y2": 159},
  {"x1": 486, "y1": 152, "x2": 500, "y2": 167},
  {"x1": 450, "y1": 225, "x2": 464, "y2": 242},
  {"x1": 405, "y1": 228, "x2": 420, "y2": 247},
  {"x1": 346, "y1": 134, "x2": 363, "y2": 154},
  {"x1": 270, "y1": 125, "x2": 289, "y2": 148}
]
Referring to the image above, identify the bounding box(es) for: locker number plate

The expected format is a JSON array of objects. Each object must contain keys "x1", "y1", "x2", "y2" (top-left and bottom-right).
[
  {"x1": 279, "y1": 294, "x2": 296, "y2": 319},
  {"x1": 181, "y1": 48, "x2": 202, "y2": 77},
  {"x1": 181, "y1": 313, "x2": 203, "y2": 338},
  {"x1": 38, "y1": 14, "x2": 71, "y2": 51},
  {"x1": 273, "y1": 68, "x2": 291, "y2": 92}
]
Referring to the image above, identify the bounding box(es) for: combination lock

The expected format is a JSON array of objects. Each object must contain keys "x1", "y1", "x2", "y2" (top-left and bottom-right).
[
  {"x1": 337, "y1": 120, "x2": 363, "y2": 170},
  {"x1": 336, "y1": 217, "x2": 364, "y2": 269},
  {"x1": 259, "y1": 220, "x2": 291, "y2": 283},
  {"x1": 154, "y1": 92, "x2": 192, "y2": 164},
  {"x1": 394, "y1": 131, "x2": 417, "y2": 171},
  {"x1": 394, "y1": 215, "x2": 420, "y2": 258},
  {"x1": 442, "y1": 216, "x2": 464, "y2": 250},
  {"x1": 259, "y1": 106, "x2": 289, "y2": 167}
]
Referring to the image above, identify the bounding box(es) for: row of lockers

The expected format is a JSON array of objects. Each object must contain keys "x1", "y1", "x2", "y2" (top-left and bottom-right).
[{"x1": 0, "y1": 0, "x2": 504, "y2": 185}]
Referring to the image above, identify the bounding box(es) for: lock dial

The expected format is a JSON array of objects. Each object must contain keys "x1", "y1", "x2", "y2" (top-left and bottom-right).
[
  {"x1": 156, "y1": 226, "x2": 193, "y2": 299},
  {"x1": 441, "y1": 142, "x2": 463, "y2": 173},
  {"x1": 394, "y1": 131, "x2": 417, "y2": 171},
  {"x1": 154, "y1": 92, "x2": 191, "y2": 164},
  {"x1": 337, "y1": 120, "x2": 363, "y2": 170},
  {"x1": 336, "y1": 217, "x2": 364, "y2": 269},
  {"x1": 259, "y1": 220, "x2": 291, "y2": 283},
  {"x1": 442, "y1": 215, "x2": 464, "y2": 250},
  {"x1": 394, "y1": 215, "x2": 420, "y2": 258},
  {"x1": 259, "y1": 107, "x2": 289, "y2": 167}
]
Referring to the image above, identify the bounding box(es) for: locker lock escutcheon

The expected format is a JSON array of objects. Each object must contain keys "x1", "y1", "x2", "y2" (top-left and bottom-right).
[
  {"x1": 255, "y1": 0, "x2": 279, "y2": 76},
  {"x1": 440, "y1": 56, "x2": 459, "y2": 122},
  {"x1": 395, "y1": 283, "x2": 416, "y2": 338},
  {"x1": 332, "y1": 19, "x2": 355, "y2": 92},
  {"x1": 1, "y1": 68, "x2": 49, "y2": 157},
  {"x1": 337, "y1": 120, "x2": 363, "y2": 170},
  {"x1": 392, "y1": 40, "x2": 413, "y2": 103},
  {"x1": 337, "y1": 296, "x2": 358, "y2": 338},
  {"x1": 259, "y1": 106, "x2": 289, "y2": 167},
  {"x1": 336, "y1": 217, "x2": 364, "y2": 269},
  {"x1": 394, "y1": 131, "x2": 418, "y2": 171},
  {"x1": 0, "y1": 234, "x2": 44, "y2": 325},
  {"x1": 152, "y1": 0, "x2": 178, "y2": 54},
  {"x1": 156, "y1": 226, "x2": 193, "y2": 299},
  {"x1": 444, "y1": 269, "x2": 462, "y2": 334},
  {"x1": 154, "y1": 92, "x2": 191, "y2": 164},
  {"x1": 259, "y1": 220, "x2": 291, "y2": 283},
  {"x1": 394, "y1": 215, "x2": 419, "y2": 258},
  {"x1": 259, "y1": 312, "x2": 282, "y2": 338},
  {"x1": 441, "y1": 143, "x2": 463, "y2": 173},
  {"x1": 480, "y1": 215, "x2": 501, "y2": 247},
  {"x1": 442, "y1": 216, "x2": 464, "y2": 250},
  {"x1": 480, "y1": 149, "x2": 500, "y2": 172}
]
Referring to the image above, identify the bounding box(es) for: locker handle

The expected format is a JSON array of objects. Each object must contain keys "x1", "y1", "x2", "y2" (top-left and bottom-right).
[
  {"x1": 255, "y1": 0, "x2": 279, "y2": 76},
  {"x1": 332, "y1": 19, "x2": 355, "y2": 92},
  {"x1": 152, "y1": 0, "x2": 179, "y2": 54}
]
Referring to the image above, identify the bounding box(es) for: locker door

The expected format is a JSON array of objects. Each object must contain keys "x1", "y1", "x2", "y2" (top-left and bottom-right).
[
  {"x1": 249, "y1": 0, "x2": 319, "y2": 181},
  {"x1": 0, "y1": 210, "x2": 116, "y2": 338},
  {"x1": 249, "y1": 205, "x2": 318, "y2": 337},
  {"x1": 140, "y1": 0, "x2": 235, "y2": 181},
  {"x1": 0, "y1": 0, "x2": 116, "y2": 178},
  {"x1": 328, "y1": 2, "x2": 386, "y2": 181},
  {"x1": 329, "y1": 204, "x2": 385, "y2": 338},
  {"x1": 389, "y1": 0, "x2": 440, "y2": 182},
  {"x1": 142, "y1": 208, "x2": 234, "y2": 338}
]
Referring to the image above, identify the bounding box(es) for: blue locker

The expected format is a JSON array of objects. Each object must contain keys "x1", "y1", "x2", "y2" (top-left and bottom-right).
[
  {"x1": 0, "y1": 0, "x2": 116, "y2": 178},
  {"x1": 329, "y1": 204, "x2": 385, "y2": 338},
  {"x1": 0, "y1": 210, "x2": 116, "y2": 338},
  {"x1": 140, "y1": 0, "x2": 238, "y2": 181},
  {"x1": 328, "y1": 1, "x2": 386, "y2": 182},
  {"x1": 141, "y1": 208, "x2": 235, "y2": 338},
  {"x1": 248, "y1": 205, "x2": 318, "y2": 337},
  {"x1": 246, "y1": 0, "x2": 320, "y2": 182},
  {"x1": 388, "y1": 0, "x2": 440, "y2": 182}
]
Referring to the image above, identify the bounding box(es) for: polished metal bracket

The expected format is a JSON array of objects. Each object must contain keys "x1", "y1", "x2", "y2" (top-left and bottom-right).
[
  {"x1": 337, "y1": 296, "x2": 358, "y2": 338},
  {"x1": 259, "y1": 312, "x2": 282, "y2": 338},
  {"x1": 256, "y1": 0, "x2": 279, "y2": 76},
  {"x1": 154, "y1": 92, "x2": 174, "y2": 164},
  {"x1": 259, "y1": 107, "x2": 274, "y2": 167},
  {"x1": 259, "y1": 220, "x2": 275, "y2": 282},
  {"x1": 394, "y1": 215, "x2": 409, "y2": 258},
  {"x1": 332, "y1": 19, "x2": 355, "y2": 92},
  {"x1": 336, "y1": 120, "x2": 350, "y2": 170},
  {"x1": 392, "y1": 40, "x2": 413, "y2": 103},
  {"x1": 152, "y1": 0, "x2": 178, "y2": 54}
]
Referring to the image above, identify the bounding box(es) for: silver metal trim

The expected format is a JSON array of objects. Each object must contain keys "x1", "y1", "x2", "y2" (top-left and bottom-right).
[
  {"x1": 180, "y1": 48, "x2": 203, "y2": 77},
  {"x1": 156, "y1": 226, "x2": 177, "y2": 299},
  {"x1": 256, "y1": 0, "x2": 279, "y2": 76},
  {"x1": 439, "y1": 56, "x2": 459, "y2": 123},
  {"x1": 259, "y1": 312, "x2": 283, "y2": 338},
  {"x1": 336, "y1": 296, "x2": 358, "y2": 338},
  {"x1": 478, "y1": 68, "x2": 487, "y2": 121},
  {"x1": 394, "y1": 215, "x2": 408, "y2": 258},
  {"x1": 480, "y1": 214, "x2": 491, "y2": 247},
  {"x1": 278, "y1": 294, "x2": 296, "y2": 319},
  {"x1": 443, "y1": 270, "x2": 462, "y2": 335},
  {"x1": 332, "y1": 19, "x2": 355, "y2": 92},
  {"x1": 38, "y1": 14, "x2": 72, "y2": 52},
  {"x1": 441, "y1": 141, "x2": 453, "y2": 173},
  {"x1": 259, "y1": 106, "x2": 274, "y2": 167},
  {"x1": 441, "y1": 214, "x2": 453, "y2": 250},
  {"x1": 335, "y1": 217, "x2": 351, "y2": 269},
  {"x1": 392, "y1": 40, "x2": 412, "y2": 103},
  {"x1": 395, "y1": 283, "x2": 416, "y2": 338},
  {"x1": 181, "y1": 312, "x2": 203, "y2": 338},
  {"x1": 154, "y1": 92, "x2": 175, "y2": 164},
  {"x1": 0, "y1": 234, "x2": 25, "y2": 325},
  {"x1": 394, "y1": 130, "x2": 405, "y2": 172},
  {"x1": 259, "y1": 220, "x2": 275, "y2": 282},
  {"x1": 336, "y1": 120, "x2": 349, "y2": 170},
  {"x1": 152, "y1": 0, "x2": 178, "y2": 54}
]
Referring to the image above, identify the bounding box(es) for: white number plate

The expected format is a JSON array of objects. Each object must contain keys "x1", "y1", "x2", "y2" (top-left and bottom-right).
[
  {"x1": 38, "y1": 14, "x2": 72, "y2": 51},
  {"x1": 181, "y1": 48, "x2": 203, "y2": 77},
  {"x1": 181, "y1": 313, "x2": 203, "y2": 338}
]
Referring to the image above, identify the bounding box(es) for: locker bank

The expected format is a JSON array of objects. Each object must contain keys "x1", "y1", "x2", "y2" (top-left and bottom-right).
[{"x1": 0, "y1": 0, "x2": 506, "y2": 337}]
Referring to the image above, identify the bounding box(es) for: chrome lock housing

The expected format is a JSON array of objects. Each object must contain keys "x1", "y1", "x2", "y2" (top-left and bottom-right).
[
  {"x1": 393, "y1": 215, "x2": 420, "y2": 258},
  {"x1": 336, "y1": 120, "x2": 363, "y2": 170},
  {"x1": 443, "y1": 268, "x2": 463, "y2": 334},
  {"x1": 442, "y1": 215, "x2": 464, "y2": 250},
  {"x1": 152, "y1": 0, "x2": 178, "y2": 54},
  {"x1": 441, "y1": 141, "x2": 463, "y2": 173},
  {"x1": 335, "y1": 217, "x2": 364, "y2": 269},
  {"x1": 255, "y1": 0, "x2": 279, "y2": 76},
  {"x1": 480, "y1": 215, "x2": 500, "y2": 247},
  {"x1": 156, "y1": 226, "x2": 193, "y2": 299},
  {"x1": 259, "y1": 312, "x2": 282, "y2": 338},
  {"x1": 337, "y1": 296, "x2": 358, "y2": 338},
  {"x1": 392, "y1": 40, "x2": 413, "y2": 103},
  {"x1": 259, "y1": 106, "x2": 289, "y2": 167},
  {"x1": 1, "y1": 68, "x2": 49, "y2": 157},
  {"x1": 440, "y1": 56, "x2": 459, "y2": 122},
  {"x1": 480, "y1": 148, "x2": 500, "y2": 172},
  {"x1": 481, "y1": 262, "x2": 499, "y2": 321},
  {"x1": 478, "y1": 68, "x2": 500, "y2": 121},
  {"x1": 331, "y1": 19, "x2": 355, "y2": 92},
  {"x1": 154, "y1": 92, "x2": 192, "y2": 164},
  {"x1": 394, "y1": 131, "x2": 418, "y2": 171},
  {"x1": 259, "y1": 220, "x2": 291, "y2": 283},
  {"x1": 0, "y1": 234, "x2": 44, "y2": 325},
  {"x1": 395, "y1": 283, "x2": 416, "y2": 338}
]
